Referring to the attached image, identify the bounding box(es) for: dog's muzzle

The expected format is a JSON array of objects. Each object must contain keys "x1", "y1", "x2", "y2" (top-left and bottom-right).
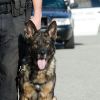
[{"x1": 36, "y1": 48, "x2": 48, "y2": 70}]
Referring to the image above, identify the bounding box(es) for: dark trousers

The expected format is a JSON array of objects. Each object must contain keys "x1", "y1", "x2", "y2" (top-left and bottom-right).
[
  {"x1": 0, "y1": 13, "x2": 18, "y2": 100},
  {"x1": 13, "y1": 14, "x2": 29, "y2": 66}
]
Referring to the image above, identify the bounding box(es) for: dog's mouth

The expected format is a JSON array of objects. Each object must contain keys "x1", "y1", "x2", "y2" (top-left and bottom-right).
[
  {"x1": 37, "y1": 59, "x2": 47, "y2": 70},
  {"x1": 36, "y1": 53, "x2": 47, "y2": 70}
]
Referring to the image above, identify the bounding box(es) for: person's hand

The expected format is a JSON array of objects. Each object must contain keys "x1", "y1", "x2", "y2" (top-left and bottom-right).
[{"x1": 30, "y1": 16, "x2": 41, "y2": 30}]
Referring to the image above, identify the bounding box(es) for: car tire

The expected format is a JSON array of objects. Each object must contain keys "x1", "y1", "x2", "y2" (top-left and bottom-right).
[{"x1": 64, "y1": 33, "x2": 74, "y2": 49}]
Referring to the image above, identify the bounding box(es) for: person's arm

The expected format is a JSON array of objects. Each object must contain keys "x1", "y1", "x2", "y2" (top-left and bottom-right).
[{"x1": 30, "y1": 0, "x2": 42, "y2": 30}]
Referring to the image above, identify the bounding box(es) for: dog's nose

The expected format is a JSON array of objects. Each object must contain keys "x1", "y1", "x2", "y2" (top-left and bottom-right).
[
  {"x1": 40, "y1": 49, "x2": 45, "y2": 55},
  {"x1": 41, "y1": 50, "x2": 45, "y2": 55},
  {"x1": 38, "y1": 49, "x2": 46, "y2": 59},
  {"x1": 38, "y1": 48, "x2": 47, "y2": 55}
]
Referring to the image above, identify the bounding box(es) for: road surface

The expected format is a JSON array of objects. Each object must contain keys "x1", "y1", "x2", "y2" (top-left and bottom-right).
[{"x1": 55, "y1": 34, "x2": 100, "y2": 100}]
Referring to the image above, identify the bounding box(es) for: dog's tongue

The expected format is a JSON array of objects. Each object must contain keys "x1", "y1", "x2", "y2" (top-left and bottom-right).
[{"x1": 37, "y1": 59, "x2": 47, "y2": 70}]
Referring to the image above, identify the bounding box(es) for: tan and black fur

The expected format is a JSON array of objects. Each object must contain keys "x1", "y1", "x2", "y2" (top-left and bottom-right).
[{"x1": 18, "y1": 20, "x2": 57, "y2": 100}]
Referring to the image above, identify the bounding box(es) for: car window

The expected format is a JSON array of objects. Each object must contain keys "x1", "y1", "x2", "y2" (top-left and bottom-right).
[
  {"x1": 76, "y1": 0, "x2": 100, "y2": 8},
  {"x1": 43, "y1": 0, "x2": 66, "y2": 9}
]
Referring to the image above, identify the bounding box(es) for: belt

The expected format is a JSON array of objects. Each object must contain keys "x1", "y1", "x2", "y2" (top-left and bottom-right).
[{"x1": 0, "y1": 3, "x2": 11, "y2": 14}]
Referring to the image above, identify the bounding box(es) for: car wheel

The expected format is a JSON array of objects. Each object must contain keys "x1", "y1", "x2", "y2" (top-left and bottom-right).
[{"x1": 64, "y1": 33, "x2": 74, "y2": 49}]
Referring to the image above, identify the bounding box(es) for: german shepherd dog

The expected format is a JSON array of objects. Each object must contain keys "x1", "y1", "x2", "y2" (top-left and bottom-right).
[{"x1": 18, "y1": 20, "x2": 57, "y2": 100}]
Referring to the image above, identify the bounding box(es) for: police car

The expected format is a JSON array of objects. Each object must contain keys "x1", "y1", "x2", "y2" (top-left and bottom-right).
[{"x1": 41, "y1": 0, "x2": 78, "y2": 49}]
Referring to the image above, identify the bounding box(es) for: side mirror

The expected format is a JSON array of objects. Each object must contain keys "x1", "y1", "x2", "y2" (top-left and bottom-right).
[
  {"x1": 70, "y1": 2, "x2": 78, "y2": 9},
  {"x1": 64, "y1": 1, "x2": 70, "y2": 7},
  {"x1": 64, "y1": 0, "x2": 78, "y2": 9}
]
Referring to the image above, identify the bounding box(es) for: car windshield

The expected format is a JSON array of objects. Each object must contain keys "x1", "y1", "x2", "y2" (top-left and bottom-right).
[
  {"x1": 77, "y1": 0, "x2": 100, "y2": 8},
  {"x1": 43, "y1": 0, "x2": 66, "y2": 9}
]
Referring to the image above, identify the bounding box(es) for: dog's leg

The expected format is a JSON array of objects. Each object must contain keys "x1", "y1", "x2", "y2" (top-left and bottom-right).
[
  {"x1": 52, "y1": 96, "x2": 57, "y2": 100},
  {"x1": 20, "y1": 82, "x2": 37, "y2": 100},
  {"x1": 38, "y1": 95, "x2": 57, "y2": 100},
  {"x1": 38, "y1": 81, "x2": 56, "y2": 100},
  {"x1": 20, "y1": 95, "x2": 28, "y2": 100}
]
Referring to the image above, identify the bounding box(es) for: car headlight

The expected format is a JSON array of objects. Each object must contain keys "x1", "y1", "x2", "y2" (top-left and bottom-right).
[{"x1": 52, "y1": 18, "x2": 71, "y2": 26}]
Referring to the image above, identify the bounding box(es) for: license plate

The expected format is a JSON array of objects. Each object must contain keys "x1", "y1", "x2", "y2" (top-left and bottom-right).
[{"x1": 52, "y1": 18, "x2": 71, "y2": 25}]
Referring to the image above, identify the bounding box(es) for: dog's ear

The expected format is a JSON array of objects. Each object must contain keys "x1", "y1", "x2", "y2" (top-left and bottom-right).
[
  {"x1": 24, "y1": 20, "x2": 37, "y2": 38},
  {"x1": 47, "y1": 21, "x2": 57, "y2": 40}
]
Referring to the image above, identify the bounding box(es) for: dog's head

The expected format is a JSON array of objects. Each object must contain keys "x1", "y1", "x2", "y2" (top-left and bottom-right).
[{"x1": 24, "y1": 20, "x2": 57, "y2": 70}]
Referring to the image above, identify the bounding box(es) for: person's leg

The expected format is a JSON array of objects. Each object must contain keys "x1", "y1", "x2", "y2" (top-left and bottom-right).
[
  {"x1": 13, "y1": 14, "x2": 29, "y2": 66},
  {"x1": 0, "y1": 14, "x2": 18, "y2": 100},
  {"x1": 13, "y1": 14, "x2": 25, "y2": 35}
]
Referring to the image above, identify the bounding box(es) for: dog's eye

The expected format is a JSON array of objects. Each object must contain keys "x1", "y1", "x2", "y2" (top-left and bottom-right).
[
  {"x1": 45, "y1": 40, "x2": 50, "y2": 44},
  {"x1": 33, "y1": 44, "x2": 38, "y2": 48},
  {"x1": 32, "y1": 42, "x2": 38, "y2": 48},
  {"x1": 45, "y1": 41, "x2": 50, "y2": 47}
]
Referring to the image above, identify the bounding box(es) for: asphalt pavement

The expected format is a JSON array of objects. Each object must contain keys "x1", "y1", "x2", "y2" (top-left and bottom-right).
[{"x1": 55, "y1": 33, "x2": 100, "y2": 100}]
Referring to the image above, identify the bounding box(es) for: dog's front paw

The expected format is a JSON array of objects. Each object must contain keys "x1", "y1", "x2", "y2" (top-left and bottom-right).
[
  {"x1": 53, "y1": 96, "x2": 57, "y2": 100},
  {"x1": 23, "y1": 82, "x2": 35, "y2": 98}
]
